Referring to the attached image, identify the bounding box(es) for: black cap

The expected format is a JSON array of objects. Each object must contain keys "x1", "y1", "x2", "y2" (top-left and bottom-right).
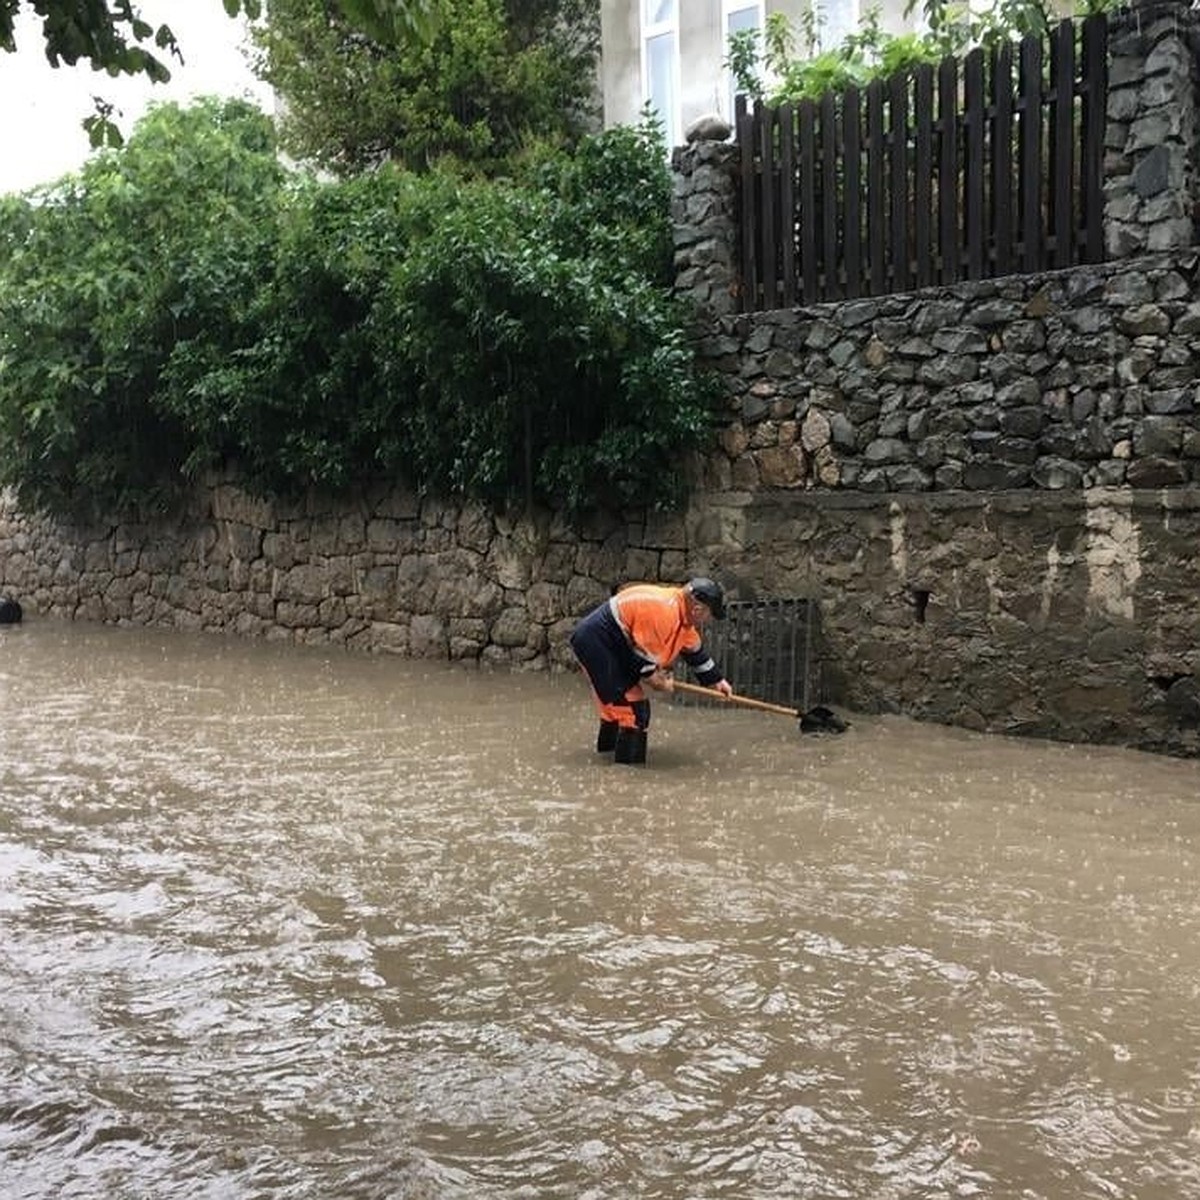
[{"x1": 687, "y1": 577, "x2": 726, "y2": 619}]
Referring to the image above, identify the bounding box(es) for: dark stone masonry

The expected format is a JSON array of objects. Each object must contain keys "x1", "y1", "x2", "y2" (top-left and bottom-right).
[{"x1": 694, "y1": 254, "x2": 1200, "y2": 497}]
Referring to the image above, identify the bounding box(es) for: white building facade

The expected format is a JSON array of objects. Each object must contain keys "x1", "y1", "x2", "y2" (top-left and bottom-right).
[{"x1": 599, "y1": 0, "x2": 912, "y2": 148}]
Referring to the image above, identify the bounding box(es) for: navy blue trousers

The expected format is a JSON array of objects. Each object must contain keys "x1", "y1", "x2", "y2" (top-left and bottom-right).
[{"x1": 569, "y1": 603, "x2": 652, "y2": 729}]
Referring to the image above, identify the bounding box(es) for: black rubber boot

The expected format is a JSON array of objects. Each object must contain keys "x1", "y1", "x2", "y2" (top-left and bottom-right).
[
  {"x1": 596, "y1": 720, "x2": 619, "y2": 752},
  {"x1": 613, "y1": 727, "x2": 647, "y2": 765}
]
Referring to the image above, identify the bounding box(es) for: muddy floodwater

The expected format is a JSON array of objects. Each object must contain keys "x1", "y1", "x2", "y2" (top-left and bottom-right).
[{"x1": 2, "y1": 620, "x2": 1199, "y2": 1199}]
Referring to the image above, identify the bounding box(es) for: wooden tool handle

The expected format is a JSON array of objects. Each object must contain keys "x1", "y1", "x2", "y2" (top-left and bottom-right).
[{"x1": 672, "y1": 679, "x2": 800, "y2": 719}]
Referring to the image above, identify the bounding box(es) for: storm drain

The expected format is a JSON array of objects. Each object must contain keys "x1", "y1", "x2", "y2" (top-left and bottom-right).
[{"x1": 674, "y1": 597, "x2": 824, "y2": 710}]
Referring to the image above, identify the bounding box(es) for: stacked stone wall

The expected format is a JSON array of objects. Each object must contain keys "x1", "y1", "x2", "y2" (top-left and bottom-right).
[
  {"x1": 1104, "y1": 1, "x2": 1200, "y2": 258},
  {"x1": 695, "y1": 251, "x2": 1200, "y2": 496},
  {"x1": 0, "y1": 482, "x2": 689, "y2": 674},
  {"x1": 692, "y1": 487, "x2": 1200, "y2": 757},
  {"x1": 3, "y1": 479, "x2": 1199, "y2": 756}
]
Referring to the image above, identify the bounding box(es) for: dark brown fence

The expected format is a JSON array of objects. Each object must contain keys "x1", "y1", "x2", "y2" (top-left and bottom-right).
[{"x1": 735, "y1": 15, "x2": 1108, "y2": 312}]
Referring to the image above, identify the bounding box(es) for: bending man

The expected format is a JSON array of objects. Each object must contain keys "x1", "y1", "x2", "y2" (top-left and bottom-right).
[{"x1": 569, "y1": 577, "x2": 734, "y2": 765}]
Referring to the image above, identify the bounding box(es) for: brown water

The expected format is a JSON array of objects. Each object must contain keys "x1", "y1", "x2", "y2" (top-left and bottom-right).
[{"x1": 1, "y1": 619, "x2": 1199, "y2": 1199}]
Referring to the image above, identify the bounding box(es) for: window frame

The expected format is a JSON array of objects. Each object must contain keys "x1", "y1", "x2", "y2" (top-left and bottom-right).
[
  {"x1": 721, "y1": 0, "x2": 765, "y2": 121},
  {"x1": 817, "y1": 0, "x2": 861, "y2": 52},
  {"x1": 640, "y1": 0, "x2": 681, "y2": 149}
]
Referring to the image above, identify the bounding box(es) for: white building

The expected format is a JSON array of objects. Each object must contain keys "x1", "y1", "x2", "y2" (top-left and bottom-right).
[{"x1": 599, "y1": 0, "x2": 912, "y2": 148}]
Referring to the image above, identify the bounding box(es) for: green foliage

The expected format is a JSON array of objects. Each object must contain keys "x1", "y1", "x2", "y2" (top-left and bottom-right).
[
  {"x1": 251, "y1": 0, "x2": 599, "y2": 177},
  {"x1": 876, "y1": 32, "x2": 940, "y2": 79},
  {"x1": 726, "y1": 28, "x2": 765, "y2": 103},
  {"x1": 0, "y1": 106, "x2": 715, "y2": 518},
  {"x1": 0, "y1": 0, "x2": 186, "y2": 78},
  {"x1": 0, "y1": 1, "x2": 438, "y2": 77},
  {"x1": 0, "y1": 1, "x2": 440, "y2": 149},
  {"x1": 531, "y1": 116, "x2": 673, "y2": 284},
  {"x1": 386, "y1": 169, "x2": 711, "y2": 511},
  {"x1": 0, "y1": 98, "x2": 285, "y2": 516},
  {"x1": 159, "y1": 167, "x2": 458, "y2": 494},
  {"x1": 728, "y1": 0, "x2": 1118, "y2": 104},
  {"x1": 334, "y1": 0, "x2": 443, "y2": 43}
]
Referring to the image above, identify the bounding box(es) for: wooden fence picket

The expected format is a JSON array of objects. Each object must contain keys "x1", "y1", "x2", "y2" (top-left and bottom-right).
[{"x1": 735, "y1": 14, "x2": 1109, "y2": 312}]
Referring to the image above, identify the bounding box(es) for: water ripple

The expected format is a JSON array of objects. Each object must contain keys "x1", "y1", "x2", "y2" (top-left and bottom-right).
[{"x1": 3, "y1": 622, "x2": 1200, "y2": 1198}]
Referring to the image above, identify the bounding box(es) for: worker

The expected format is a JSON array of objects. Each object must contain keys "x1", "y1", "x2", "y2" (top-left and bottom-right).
[{"x1": 569, "y1": 577, "x2": 734, "y2": 765}]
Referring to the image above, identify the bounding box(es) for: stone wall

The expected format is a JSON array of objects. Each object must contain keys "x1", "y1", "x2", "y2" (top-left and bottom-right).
[
  {"x1": 1104, "y1": 0, "x2": 1200, "y2": 258},
  {"x1": 641, "y1": 0, "x2": 1200, "y2": 756},
  {"x1": 693, "y1": 251, "x2": 1200, "y2": 496},
  {"x1": 694, "y1": 487, "x2": 1200, "y2": 757},
  {"x1": 3, "y1": 478, "x2": 1199, "y2": 756},
  {"x1": 669, "y1": 0, "x2": 1200, "y2": 505},
  {"x1": 0, "y1": 481, "x2": 691, "y2": 673}
]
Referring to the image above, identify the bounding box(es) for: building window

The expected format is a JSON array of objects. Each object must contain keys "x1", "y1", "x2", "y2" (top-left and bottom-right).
[
  {"x1": 722, "y1": 0, "x2": 763, "y2": 120},
  {"x1": 819, "y1": 0, "x2": 860, "y2": 51},
  {"x1": 642, "y1": 0, "x2": 679, "y2": 149}
]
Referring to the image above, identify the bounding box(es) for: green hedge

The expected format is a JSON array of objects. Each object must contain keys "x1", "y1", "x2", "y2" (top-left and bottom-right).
[{"x1": 0, "y1": 100, "x2": 718, "y2": 518}]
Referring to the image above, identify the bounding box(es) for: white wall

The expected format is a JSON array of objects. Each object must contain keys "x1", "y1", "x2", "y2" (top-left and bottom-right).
[{"x1": 599, "y1": 0, "x2": 914, "y2": 145}]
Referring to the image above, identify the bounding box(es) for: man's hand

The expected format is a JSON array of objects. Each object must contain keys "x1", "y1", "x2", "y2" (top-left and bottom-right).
[
  {"x1": 644, "y1": 670, "x2": 675, "y2": 693},
  {"x1": 713, "y1": 679, "x2": 734, "y2": 698}
]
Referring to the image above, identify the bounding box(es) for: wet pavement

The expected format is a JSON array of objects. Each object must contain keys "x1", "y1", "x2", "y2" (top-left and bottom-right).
[{"x1": 2, "y1": 619, "x2": 1199, "y2": 1198}]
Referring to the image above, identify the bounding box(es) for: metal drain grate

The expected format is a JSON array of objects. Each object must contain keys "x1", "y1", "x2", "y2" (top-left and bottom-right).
[{"x1": 675, "y1": 597, "x2": 823, "y2": 710}]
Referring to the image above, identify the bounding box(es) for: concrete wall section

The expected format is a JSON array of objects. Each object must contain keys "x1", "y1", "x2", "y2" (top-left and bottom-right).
[
  {"x1": 598, "y1": 0, "x2": 642, "y2": 130},
  {"x1": 678, "y1": 3, "x2": 724, "y2": 130},
  {"x1": 691, "y1": 487, "x2": 1200, "y2": 755}
]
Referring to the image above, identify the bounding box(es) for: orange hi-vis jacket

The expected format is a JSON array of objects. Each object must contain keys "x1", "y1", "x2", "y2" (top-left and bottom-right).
[
  {"x1": 609, "y1": 584, "x2": 722, "y2": 684},
  {"x1": 569, "y1": 582, "x2": 726, "y2": 729}
]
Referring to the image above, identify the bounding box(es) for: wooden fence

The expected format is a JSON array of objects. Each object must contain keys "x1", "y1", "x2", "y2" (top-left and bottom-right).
[{"x1": 735, "y1": 15, "x2": 1108, "y2": 312}]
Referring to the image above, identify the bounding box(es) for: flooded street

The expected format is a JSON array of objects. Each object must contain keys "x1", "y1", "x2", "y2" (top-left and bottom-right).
[{"x1": 2, "y1": 619, "x2": 1199, "y2": 1199}]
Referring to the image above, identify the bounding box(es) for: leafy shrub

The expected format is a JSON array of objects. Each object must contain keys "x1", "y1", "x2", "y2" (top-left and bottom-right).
[
  {"x1": 159, "y1": 168, "x2": 460, "y2": 494},
  {"x1": 252, "y1": 0, "x2": 599, "y2": 177},
  {"x1": 0, "y1": 98, "x2": 283, "y2": 515},
  {"x1": 728, "y1": 0, "x2": 1118, "y2": 105},
  {"x1": 385, "y1": 175, "x2": 712, "y2": 511},
  {"x1": 0, "y1": 106, "x2": 716, "y2": 518},
  {"x1": 532, "y1": 116, "x2": 674, "y2": 285}
]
